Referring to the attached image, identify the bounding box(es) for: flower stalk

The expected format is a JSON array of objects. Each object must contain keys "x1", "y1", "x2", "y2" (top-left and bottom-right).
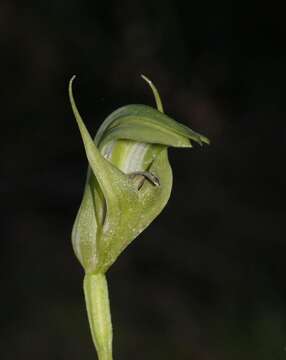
[{"x1": 84, "y1": 274, "x2": 112, "y2": 360}]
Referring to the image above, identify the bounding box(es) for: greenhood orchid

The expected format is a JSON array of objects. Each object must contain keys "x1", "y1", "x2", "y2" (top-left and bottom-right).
[{"x1": 69, "y1": 75, "x2": 209, "y2": 360}]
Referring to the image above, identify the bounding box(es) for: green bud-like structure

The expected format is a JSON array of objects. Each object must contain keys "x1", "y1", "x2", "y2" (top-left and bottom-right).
[{"x1": 69, "y1": 75, "x2": 209, "y2": 360}]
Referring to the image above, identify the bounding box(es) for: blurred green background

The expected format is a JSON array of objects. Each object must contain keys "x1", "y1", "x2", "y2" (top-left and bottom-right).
[{"x1": 1, "y1": 1, "x2": 286, "y2": 359}]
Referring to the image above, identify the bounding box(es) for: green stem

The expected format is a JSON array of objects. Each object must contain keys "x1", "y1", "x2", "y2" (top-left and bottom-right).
[{"x1": 83, "y1": 273, "x2": 113, "y2": 360}]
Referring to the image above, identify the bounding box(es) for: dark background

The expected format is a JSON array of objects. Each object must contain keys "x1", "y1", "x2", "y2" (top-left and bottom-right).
[{"x1": 1, "y1": 1, "x2": 286, "y2": 359}]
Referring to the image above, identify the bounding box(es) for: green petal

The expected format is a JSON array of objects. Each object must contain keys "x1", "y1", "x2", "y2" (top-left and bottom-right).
[
  {"x1": 100, "y1": 120, "x2": 192, "y2": 148},
  {"x1": 96, "y1": 105, "x2": 209, "y2": 148}
]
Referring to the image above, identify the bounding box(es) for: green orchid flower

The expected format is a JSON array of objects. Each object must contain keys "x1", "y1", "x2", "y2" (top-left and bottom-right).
[{"x1": 69, "y1": 75, "x2": 209, "y2": 360}]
